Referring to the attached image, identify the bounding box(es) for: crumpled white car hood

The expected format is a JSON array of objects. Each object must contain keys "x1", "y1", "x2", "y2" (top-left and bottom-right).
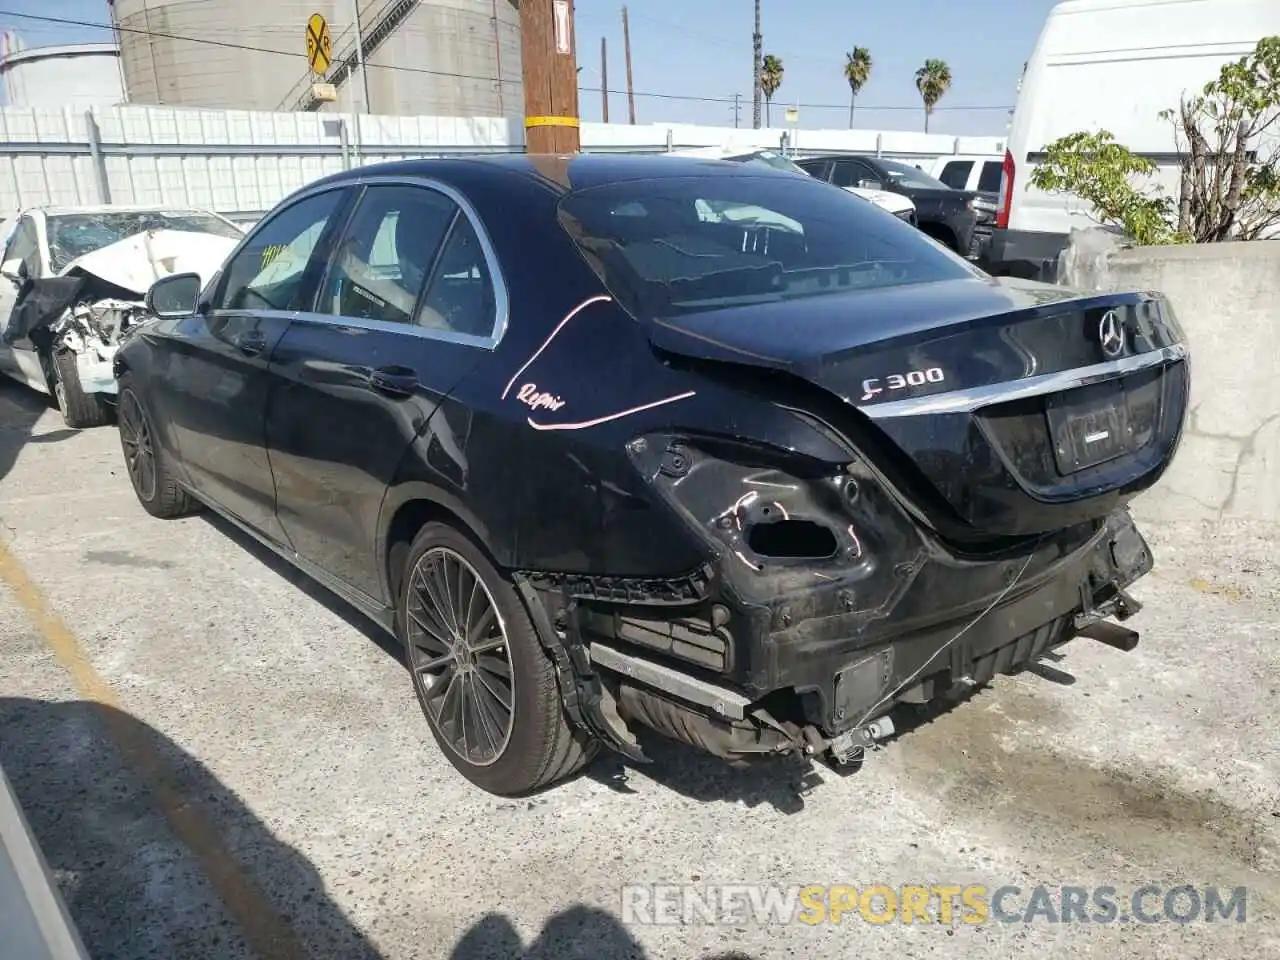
[
  {"x1": 844, "y1": 186, "x2": 916, "y2": 217},
  {"x1": 60, "y1": 228, "x2": 238, "y2": 295}
]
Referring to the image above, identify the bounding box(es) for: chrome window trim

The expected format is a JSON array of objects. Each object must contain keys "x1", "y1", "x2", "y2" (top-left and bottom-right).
[
  {"x1": 271, "y1": 172, "x2": 511, "y2": 351},
  {"x1": 861, "y1": 342, "x2": 1188, "y2": 420}
]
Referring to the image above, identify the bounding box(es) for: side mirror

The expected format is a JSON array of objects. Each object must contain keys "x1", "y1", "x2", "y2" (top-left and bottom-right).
[
  {"x1": 1, "y1": 257, "x2": 27, "y2": 283},
  {"x1": 146, "y1": 272, "x2": 203, "y2": 318},
  {"x1": 857, "y1": 179, "x2": 886, "y2": 191}
]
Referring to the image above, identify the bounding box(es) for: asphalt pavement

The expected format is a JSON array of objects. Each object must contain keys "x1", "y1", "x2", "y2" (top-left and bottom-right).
[{"x1": 1, "y1": 377, "x2": 1278, "y2": 960}]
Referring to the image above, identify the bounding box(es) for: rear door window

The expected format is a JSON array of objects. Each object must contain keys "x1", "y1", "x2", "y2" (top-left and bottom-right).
[
  {"x1": 318, "y1": 184, "x2": 458, "y2": 325},
  {"x1": 830, "y1": 161, "x2": 859, "y2": 188},
  {"x1": 416, "y1": 214, "x2": 498, "y2": 339},
  {"x1": 795, "y1": 158, "x2": 831, "y2": 180},
  {"x1": 938, "y1": 161, "x2": 974, "y2": 189}
]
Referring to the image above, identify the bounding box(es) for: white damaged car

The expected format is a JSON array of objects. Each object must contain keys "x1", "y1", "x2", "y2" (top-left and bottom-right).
[{"x1": 0, "y1": 205, "x2": 242, "y2": 427}]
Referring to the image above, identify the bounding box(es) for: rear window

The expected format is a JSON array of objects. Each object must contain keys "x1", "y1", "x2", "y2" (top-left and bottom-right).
[
  {"x1": 556, "y1": 175, "x2": 975, "y2": 320},
  {"x1": 977, "y1": 160, "x2": 1003, "y2": 193}
]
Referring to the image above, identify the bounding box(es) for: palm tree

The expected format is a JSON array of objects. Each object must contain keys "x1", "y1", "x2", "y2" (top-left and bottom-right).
[
  {"x1": 761, "y1": 54, "x2": 784, "y2": 127},
  {"x1": 843, "y1": 47, "x2": 872, "y2": 128},
  {"x1": 914, "y1": 58, "x2": 952, "y2": 133}
]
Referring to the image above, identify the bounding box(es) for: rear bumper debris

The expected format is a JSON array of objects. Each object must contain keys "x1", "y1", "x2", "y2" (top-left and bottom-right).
[{"x1": 520, "y1": 506, "x2": 1153, "y2": 770}]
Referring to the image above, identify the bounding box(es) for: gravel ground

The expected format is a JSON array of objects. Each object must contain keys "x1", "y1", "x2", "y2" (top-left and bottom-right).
[{"x1": 1, "y1": 378, "x2": 1278, "y2": 960}]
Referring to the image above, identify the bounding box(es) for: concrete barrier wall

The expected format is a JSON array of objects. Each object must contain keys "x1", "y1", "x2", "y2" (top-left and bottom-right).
[{"x1": 1062, "y1": 239, "x2": 1280, "y2": 526}]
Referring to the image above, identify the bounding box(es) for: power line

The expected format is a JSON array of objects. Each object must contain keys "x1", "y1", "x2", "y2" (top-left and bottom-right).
[
  {"x1": 0, "y1": 10, "x2": 1013, "y2": 113},
  {"x1": 582, "y1": 8, "x2": 837, "y2": 69}
]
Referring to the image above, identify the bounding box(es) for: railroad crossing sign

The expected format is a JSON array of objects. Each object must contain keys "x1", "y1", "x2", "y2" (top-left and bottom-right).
[{"x1": 305, "y1": 13, "x2": 332, "y2": 77}]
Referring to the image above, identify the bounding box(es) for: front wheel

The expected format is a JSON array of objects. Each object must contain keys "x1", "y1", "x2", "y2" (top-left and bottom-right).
[
  {"x1": 116, "y1": 377, "x2": 197, "y2": 519},
  {"x1": 399, "y1": 522, "x2": 596, "y2": 795},
  {"x1": 53, "y1": 350, "x2": 111, "y2": 429}
]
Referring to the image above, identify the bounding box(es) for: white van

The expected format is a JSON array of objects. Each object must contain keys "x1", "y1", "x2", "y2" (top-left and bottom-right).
[{"x1": 985, "y1": 0, "x2": 1280, "y2": 278}]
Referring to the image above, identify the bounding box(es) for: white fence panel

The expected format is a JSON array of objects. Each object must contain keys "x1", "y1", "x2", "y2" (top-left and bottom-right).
[{"x1": 0, "y1": 103, "x2": 1007, "y2": 218}]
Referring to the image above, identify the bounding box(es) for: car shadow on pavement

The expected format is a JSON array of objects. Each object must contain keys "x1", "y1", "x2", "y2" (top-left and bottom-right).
[
  {"x1": 448, "y1": 905, "x2": 758, "y2": 960},
  {"x1": 0, "y1": 379, "x2": 59, "y2": 485},
  {"x1": 200, "y1": 511, "x2": 406, "y2": 665},
  {"x1": 0, "y1": 696, "x2": 385, "y2": 959}
]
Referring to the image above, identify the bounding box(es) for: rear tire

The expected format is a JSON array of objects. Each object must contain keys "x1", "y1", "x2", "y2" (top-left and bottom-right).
[
  {"x1": 398, "y1": 521, "x2": 596, "y2": 796},
  {"x1": 53, "y1": 350, "x2": 111, "y2": 429},
  {"x1": 116, "y1": 376, "x2": 197, "y2": 519}
]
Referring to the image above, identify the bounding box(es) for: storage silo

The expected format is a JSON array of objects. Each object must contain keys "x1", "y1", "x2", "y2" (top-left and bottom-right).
[
  {"x1": 107, "y1": 0, "x2": 522, "y2": 117},
  {"x1": 0, "y1": 43, "x2": 127, "y2": 109}
]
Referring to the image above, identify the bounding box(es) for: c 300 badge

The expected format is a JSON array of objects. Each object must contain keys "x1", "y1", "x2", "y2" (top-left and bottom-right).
[{"x1": 860, "y1": 366, "x2": 946, "y2": 401}]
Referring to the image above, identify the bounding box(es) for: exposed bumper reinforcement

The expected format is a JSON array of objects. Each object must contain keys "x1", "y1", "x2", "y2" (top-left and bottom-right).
[{"x1": 587, "y1": 642, "x2": 752, "y2": 721}]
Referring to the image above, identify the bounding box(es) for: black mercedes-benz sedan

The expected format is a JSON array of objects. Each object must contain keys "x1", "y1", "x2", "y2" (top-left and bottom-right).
[{"x1": 113, "y1": 153, "x2": 1189, "y2": 796}]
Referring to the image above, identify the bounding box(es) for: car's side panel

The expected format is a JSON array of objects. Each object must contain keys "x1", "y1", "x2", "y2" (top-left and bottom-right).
[
  {"x1": 157, "y1": 310, "x2": 297, "y2": 541},
  {"x1": 114, "y1": 316, "x2": 190, "y2": 476},
  {"x1": 266, "y1": 316, "x2": 488, "y2": 603},
  {"x1": 265, "y1": 178, "x2": 502, "y2": 603}
]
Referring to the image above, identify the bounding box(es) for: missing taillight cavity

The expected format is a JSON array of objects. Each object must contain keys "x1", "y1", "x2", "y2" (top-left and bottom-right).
[{"x1": 746, "y1": 518, "x2": 839, "y2": 560}]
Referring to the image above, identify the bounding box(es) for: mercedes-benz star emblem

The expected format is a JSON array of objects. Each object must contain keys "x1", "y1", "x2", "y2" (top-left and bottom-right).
[{"x1": 1098, "y1": 310, "x2": 1125, "y2": 358}]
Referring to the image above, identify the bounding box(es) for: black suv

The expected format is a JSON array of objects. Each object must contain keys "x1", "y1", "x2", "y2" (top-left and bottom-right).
[{"x1": 796, "y1": 154, "x2": 989, "y2": 260}]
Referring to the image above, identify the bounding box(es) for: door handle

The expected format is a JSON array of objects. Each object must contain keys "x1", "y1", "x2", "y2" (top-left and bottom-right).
[
  {"x1": 367, "y1": 366, "x2": 419, "y2": 397},
  {"x1": 230, "y1": 330, "x2": 266, "y2": 356}
]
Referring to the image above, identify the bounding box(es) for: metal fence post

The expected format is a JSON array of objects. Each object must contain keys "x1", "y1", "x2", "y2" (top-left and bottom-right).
[{"x1": 85, "y1": 109, "x2": 111, "y2": 205}]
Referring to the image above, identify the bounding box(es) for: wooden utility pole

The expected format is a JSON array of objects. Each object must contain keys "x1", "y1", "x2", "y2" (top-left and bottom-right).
[
  {"x1": 520, "y1": 0, "x2": 581, "y2": 153},
  {"x1": 600, "y1": 36, "x2": 609, "y2": 122},
  {"x1": 622, "y1": 5, "x2": 636, "y2": 124}
]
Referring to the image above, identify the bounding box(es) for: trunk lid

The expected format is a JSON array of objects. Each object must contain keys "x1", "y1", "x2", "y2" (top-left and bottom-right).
[{"x1": 647, "y1": 276, "x2": 1190, "y2": 539}]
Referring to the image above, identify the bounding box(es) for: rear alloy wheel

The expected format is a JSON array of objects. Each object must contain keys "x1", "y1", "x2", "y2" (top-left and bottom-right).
[
  {"x1": 52, "y1": 350, "x2": 111, "y2": 429},
  {"x1": 116, "y1": 378, "x2": 196, "y2": 519},
  {"x1": 400, "y1": 522, "x2": 596, "y2": 795}
]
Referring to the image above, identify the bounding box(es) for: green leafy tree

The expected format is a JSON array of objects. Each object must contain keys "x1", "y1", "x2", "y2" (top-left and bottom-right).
[
  {"x1": 1030, "y1": 131, "x2": 1181, "y2": 245},
  {"x1": 914, "y1": 58, "x2": 952, "y2": 133},
  {"x1": 1029, "y1": 35, "x2": 1280, "y2": 245},
  {"x1": 844, "y1": 47, "x2": 873, "y2": 129},
  {"x1": 1162, "y1": 34, "x2": 1280, "y2": 240},
  {"x1": 761, "y1": 54, "x2": 784, "y2": 126}
]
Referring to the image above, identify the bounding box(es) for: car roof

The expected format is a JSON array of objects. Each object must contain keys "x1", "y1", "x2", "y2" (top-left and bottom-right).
[
  {"x1": 794, "y1": 153, "x2": 882, "y2": 160},
  {"x1": 26, "y1": 204, "x2": 226, "y2": 216},
  {"x1": 300, "y1": 152, "x2": 813, "y2": 196}
]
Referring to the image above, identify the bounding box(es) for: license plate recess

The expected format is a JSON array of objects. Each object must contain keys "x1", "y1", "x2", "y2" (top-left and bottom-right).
[{"x1": 1044, "y1": 377, "x2": 1138, "y2": 475}]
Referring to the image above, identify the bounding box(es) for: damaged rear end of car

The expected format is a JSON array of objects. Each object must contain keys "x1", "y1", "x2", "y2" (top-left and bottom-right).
[{"x1": 533, "y1": 169, "x2": 1189, "y2": 772}]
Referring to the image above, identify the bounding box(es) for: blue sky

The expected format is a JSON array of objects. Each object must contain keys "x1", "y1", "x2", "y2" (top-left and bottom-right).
[{"x1": 0, "y1": 0, "x2": 1061, "y2": 135}]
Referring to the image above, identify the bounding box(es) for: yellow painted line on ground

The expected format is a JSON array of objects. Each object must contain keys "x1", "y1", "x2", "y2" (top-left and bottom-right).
[{"x1": 0, "y1": 540, "x2": 311, "y2": 960}]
